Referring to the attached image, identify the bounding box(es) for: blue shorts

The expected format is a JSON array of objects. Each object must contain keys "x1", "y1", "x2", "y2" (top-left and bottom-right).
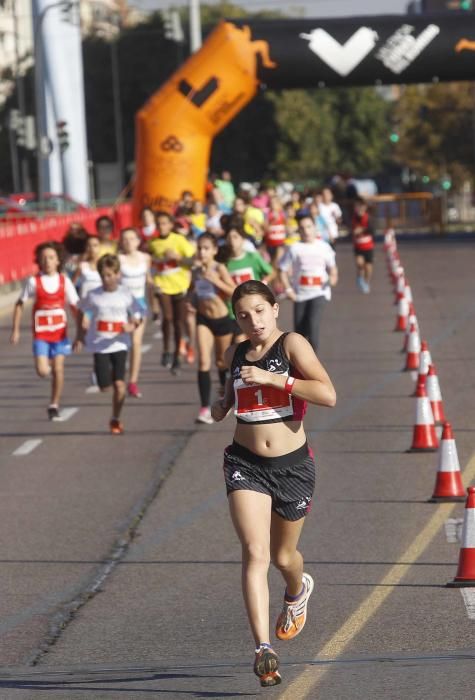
[
  {"x1": 33, "y1": 338, "x2": 72, "y2": 358},
  {"x1": 135, "y1": 297, "x2": 148, "y2": 313}
]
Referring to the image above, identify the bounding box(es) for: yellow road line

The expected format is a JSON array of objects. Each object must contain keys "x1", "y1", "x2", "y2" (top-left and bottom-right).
[{"x1": 279, "y1": 451, "x2": 475, "y2": 700}]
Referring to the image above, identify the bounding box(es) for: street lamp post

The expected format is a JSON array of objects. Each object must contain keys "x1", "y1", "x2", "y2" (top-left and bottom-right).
[{"x1": 33, "y1": 0, "x2": 76, "y2": 201}]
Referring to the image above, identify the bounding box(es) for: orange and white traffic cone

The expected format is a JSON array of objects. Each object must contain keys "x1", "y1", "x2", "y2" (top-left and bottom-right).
[
  {"x1": 426, "y1": 364, "x2": 445, "y2": 424},
  {"x1": 394, "y1": 274, "x2": 405, "y2": 304},
  {"x1": 411, "y1": 340, "x2": 432, "y2": 395},
  {"x1": 402, "y1": 303, "x2": 418, "y2": 353},
  {"x1": 411, "y1": 371, "x2": 427, "y2": 398},
  {"x1": 428, "y1": 422, "x2": 465, "y2": 503},
  {"x1": 407, "y1": 380, "x2": 438, "y2": 452},
  {"x1": 404, "y1": 282, "x2": 413, "y2": 304},
  {"x1": 404, "y1": 323, "x2": 421, "y2": 371},
  {"x1": 395, "y1": 296, "x2": 409, "y2": 332},
  {"x1": 447, "y1": 487, "x2": 475, "y2": 587}
]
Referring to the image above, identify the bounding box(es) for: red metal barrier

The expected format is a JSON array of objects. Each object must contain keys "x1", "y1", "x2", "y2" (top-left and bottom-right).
[{"x1": 0, "y1": 203, "x2": 132, "y2": 285}]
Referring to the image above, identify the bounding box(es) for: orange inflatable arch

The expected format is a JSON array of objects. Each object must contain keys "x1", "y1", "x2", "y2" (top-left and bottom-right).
[{"x1": 133, "y1": 14, "x2": 475, "y2": 217}]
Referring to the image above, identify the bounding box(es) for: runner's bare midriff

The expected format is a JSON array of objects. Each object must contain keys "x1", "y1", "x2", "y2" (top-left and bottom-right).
[
  {"x1": 234, "y1": 420, "x2": 307, "y2": 457},
  {"x1": 197, "y1": 296, "x2": 229, "y2": 319}
]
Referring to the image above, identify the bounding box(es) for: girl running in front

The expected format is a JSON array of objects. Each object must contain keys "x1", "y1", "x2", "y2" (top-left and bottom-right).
[
  {"x1": 74, "y1": 254, "x2": 143, "y2": 434},
  {"x1": 10, "y1": 241, "x2": 79, "y2": 421},
  {"x1": 211, "y1": 280, "x2": 336, "y2": 688},
  {"x1": 189, "y1": 233, "x2": 236, "y2": 424},
  {"x1": 118, "y1": 227, "x2": 153, "y2": 398}
]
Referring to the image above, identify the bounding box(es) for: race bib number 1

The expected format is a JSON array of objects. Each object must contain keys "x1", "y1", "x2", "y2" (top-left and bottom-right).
[{"x1": 235, "y1": 381, "x2": 293, "y2": 421}]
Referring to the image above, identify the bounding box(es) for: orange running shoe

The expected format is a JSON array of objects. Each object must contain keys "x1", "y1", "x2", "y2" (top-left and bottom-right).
[
  {"x1": 275, "y1": 572, "x2": 314, "y2": 641},
  {"x1": 109, "y1": 418, "x2": 124, "y2": 435},
  {"x1": 253, "y1": 644, "x2": 281, "y2": 687},
  {"x1": 186, "y1": 343, "x2": 195, "y2": 364},
  {"x1": 178, "y1": 338, "x2": 187, "y2": 357}
]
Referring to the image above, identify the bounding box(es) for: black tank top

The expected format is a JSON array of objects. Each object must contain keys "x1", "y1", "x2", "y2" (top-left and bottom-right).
[{"x1": 230, "y1": 332, "x2": 307, "y2": 424}]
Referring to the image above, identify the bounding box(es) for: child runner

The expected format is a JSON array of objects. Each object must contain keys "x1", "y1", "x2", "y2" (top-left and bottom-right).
[
  {"x1": 225, "y1": 225, "x2": 272, "y2": 287},
  {"x1": 10, "y1": 241, "x2": 79, "y2": 420},
  {"x1": 74, "y1": 254, "x2": 143, "y2": 434},
  {"x1": 189, "y1": 233, "x2": 236, "y2": 424},
  {"x1": 264, "y1": 195, "x2": 287, "y2": 267},
  {"x1": 73, "y1": 235, "x2": 102, "y2": 299},
  {"x1": 149, "y1": 211, "x2": 196, "y2": 373},
  {"x1": 351, "y1": 197, "x2": 375, "y2": 293},
  {"x1": 95, "y1": 215, "x2": 117, "y2": 256},
  {"x1": 118, "y1": 227, "x2": 153, "y2": 398},
  {"x1": 73, "y1": 234, "x2": 103, "y2": 390},
  {"x1": 211, "y1": 280, "x2": 336, "y2": 688},
  {"x1": 279, "y1": 215, "x2": 338, "y2": 353}
]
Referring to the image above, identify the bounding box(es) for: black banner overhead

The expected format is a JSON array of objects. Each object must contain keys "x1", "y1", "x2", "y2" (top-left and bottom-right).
[{"x1": 235, "y1": 13, "x2": 475, "y2": 88}]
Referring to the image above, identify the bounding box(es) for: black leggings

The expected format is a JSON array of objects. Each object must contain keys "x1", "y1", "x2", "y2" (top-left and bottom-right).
[
  {"x1": 159, "y1": 292, "x2": 186, "y2": 357},
  {"x1": 294, "y1": 296, "x2": 327, "y2": 353}
]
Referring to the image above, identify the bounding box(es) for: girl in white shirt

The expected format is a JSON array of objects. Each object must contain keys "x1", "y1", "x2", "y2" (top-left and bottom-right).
[{"x1": 119, "y1": 228, "x2": 153, "y2": 398}]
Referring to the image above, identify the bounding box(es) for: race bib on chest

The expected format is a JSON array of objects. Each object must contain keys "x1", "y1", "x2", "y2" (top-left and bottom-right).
[
  {"x1": 299, "y1": 275, "x2": 322, "y2": 288},
  {"x1": 97, "y1": 320, "x2": 124, "y2": 334},
  {"x1": 156, "y1": 260, "x2": 179, "y2": 275},
  {"x1": 231, "y1": 267, "x2": 254, "y2": 285},
  {"x1": 34, "y1": 309, "x2": 66, "y2": 333},
  {"x1": 234, "y1": 379, "x2": 293, "y2": 422}
]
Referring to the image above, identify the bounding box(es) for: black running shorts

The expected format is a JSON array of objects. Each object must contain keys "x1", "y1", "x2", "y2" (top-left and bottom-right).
[
  {"x1": 197, "y1": 313, "x2": 239, "y2": 337},
  {"x1": 354, "y1": 248, "x2": 374, "y2": 264},
  {"x1": 93, "y1": 351, "x2": 127, "y2": 389},
  {"x1": 223, "y1": 441, "x2": 316, "y2": 521}
]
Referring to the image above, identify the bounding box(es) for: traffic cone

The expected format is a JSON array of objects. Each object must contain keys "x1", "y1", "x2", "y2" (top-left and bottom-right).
[
  {"x1": 395, "y1": 296, "x2": 409, "y2": 332},
  {"x1": 447, "y1": 487, "x2": 475, "y2": 587},
  {"x1": 411, "y1": 340, "x2": 432, "y2": 395},
  {"x1": 404, "y1": 323, "x2": 421, "y2": 371},
  {"x1": 401, "y1": 304, "x2": 418, "y2": 353},
  {"x1": 411, "y1": 371, "x2": 427, "y2": 398},
  {"x1": 394, "y1": 275, "x2": 405, "y2": 304},
  {"x1": 426, "y1": 364, "x2": 445, "y2": 424},
  {"x1": 428, "y1": 422, "x2": 465, "y2": 503},
  {"x1": 404, "y1": 283, "x2": 413, "y2": 304},
  {"x1": 407, "y1": 380, "x2": 438, "y2": 452}
]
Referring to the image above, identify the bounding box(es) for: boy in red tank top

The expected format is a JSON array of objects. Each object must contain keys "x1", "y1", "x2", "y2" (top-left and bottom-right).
[{"x1": 10, "y1": 241, "x2": 79, "y2": 420}]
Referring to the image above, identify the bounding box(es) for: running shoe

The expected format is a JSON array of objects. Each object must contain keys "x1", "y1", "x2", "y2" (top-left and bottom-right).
[
  {"x1": 195, "y1": 407, "x2": 214, "y2": 425},
  {"x1": 186, "y1": 343, "x2": 195, "y2": 364},
  {"x1": 254, "y1": 645, "x2": 281, "y2": 687},
  {"x1": 127, "y1": 382, "x2": 142, "y2": 398},
  {"x1": 161, "y1": 352, "x2": 173, "y2": 369},
  {"x1": 178, "y1": 338, "x2": 188, "y2": 357},
  {"x1": 47, "y1": 405, "x2": 61, "y2": 421},
  {"x1": 362, "y1": 281, "x2": 371, "y2": 294},
  {"x1": 357, "y1": 276, "x2": 365, "y2": 292},
  {"x1": 170, "y1": 356, "x2": 181, "y2": 375},
  {"x1": 275, "y1": 572, "x2": 314, "y2": 641},
  {"x1": 109, "y1": 418, "x2": 124, "y2": 435}
]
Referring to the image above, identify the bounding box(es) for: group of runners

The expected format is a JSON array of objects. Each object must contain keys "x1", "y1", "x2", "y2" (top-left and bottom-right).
[{"x1": 8, "y1": 179, "x2": 376, "y2": 687}]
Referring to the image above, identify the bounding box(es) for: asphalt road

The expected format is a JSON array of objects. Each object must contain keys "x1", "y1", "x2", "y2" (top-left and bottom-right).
[{"x1": 0, "y1": 236, "x2": 474, "y2": 699}]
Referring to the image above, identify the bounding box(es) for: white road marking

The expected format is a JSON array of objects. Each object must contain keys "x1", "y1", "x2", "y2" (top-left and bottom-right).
[
  {"x1": 141, "y1": 344, "x2": 152, "y2": 355},
  {"x1": 445, "y1": 518, "x2": 464, "y2": 543},
  {"x1": 85, "y1": 385, "x2": 100, "y2": 394},
  {"x1": 56, "y1": 407, "x2": 79, "y2": 422},
  {"x1": 460, "y1": 589, "x2": 475, "y2": 620},
  {"x1": 13, "y1": 439, "x2": 43, "y2": 456}
]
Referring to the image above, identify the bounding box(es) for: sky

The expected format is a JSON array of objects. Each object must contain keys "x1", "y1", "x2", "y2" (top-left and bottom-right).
[{"x1": 129, "y1": 0, "x2": 411, "y2": 18}]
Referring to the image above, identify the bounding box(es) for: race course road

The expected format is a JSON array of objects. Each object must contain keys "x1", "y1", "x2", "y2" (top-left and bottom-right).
[{"x1": 0, "y1": 237, "x2": 474, "y2": 699}]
